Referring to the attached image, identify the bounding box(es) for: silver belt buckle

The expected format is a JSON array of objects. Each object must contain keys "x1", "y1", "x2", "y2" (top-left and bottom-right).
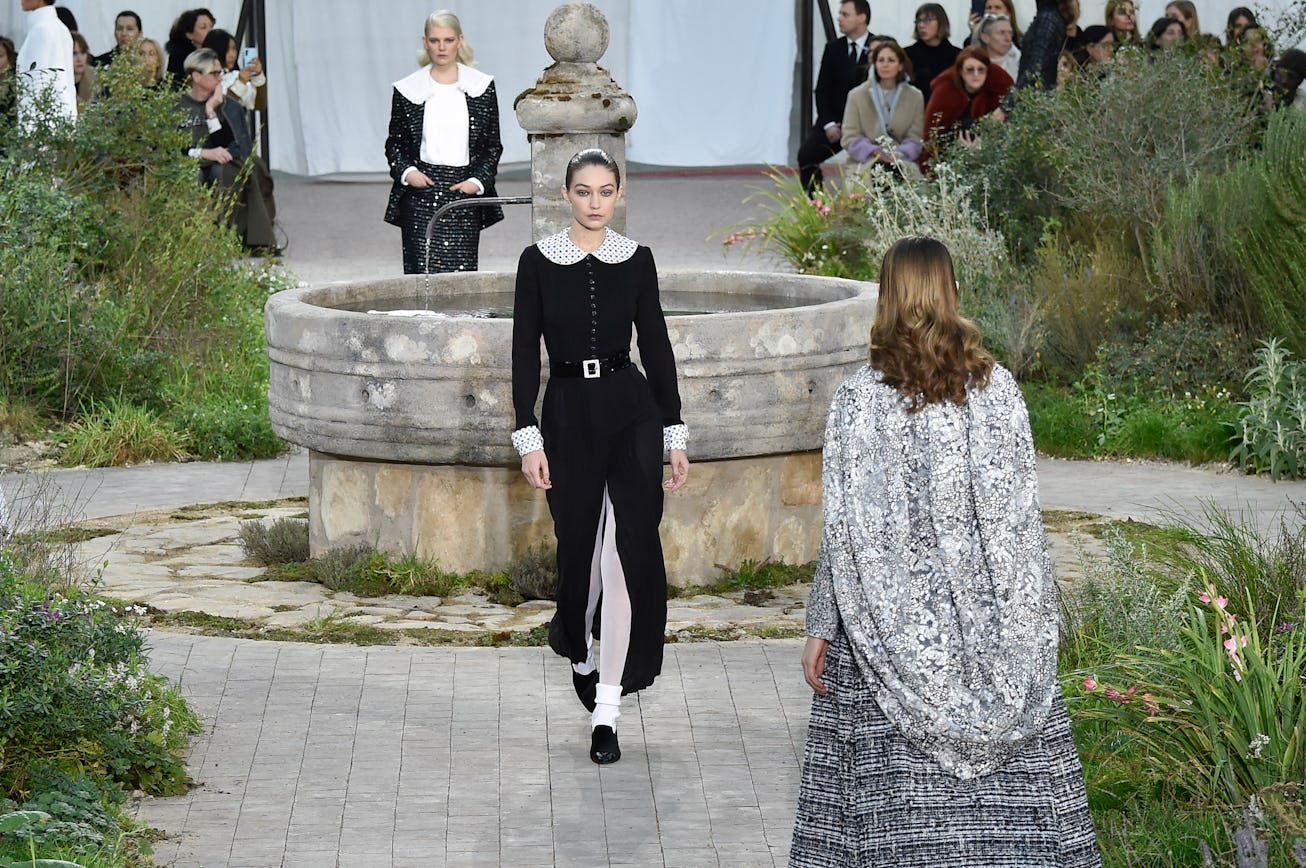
[{"x1": 582, "y1": 359, "x2": 601, "y2": 379}]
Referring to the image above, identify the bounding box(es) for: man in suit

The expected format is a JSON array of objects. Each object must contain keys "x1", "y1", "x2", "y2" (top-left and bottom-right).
[{"x1": 797, "y1": 0, "x2": 872, "y2": 194}]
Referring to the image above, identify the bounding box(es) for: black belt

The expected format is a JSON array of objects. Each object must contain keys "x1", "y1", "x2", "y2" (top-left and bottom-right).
[{"x1": 551, "y1": 351, "x2": 631, "y2": 379}]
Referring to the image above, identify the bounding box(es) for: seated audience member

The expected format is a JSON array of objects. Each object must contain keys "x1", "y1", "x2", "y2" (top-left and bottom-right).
[
  {"x1": 924, "y1": 45, "x2": 1014, "y2": 161},
  {"x1": 1145, "y1": 16, "x2": 1186, "y2": 51},
  {"x1": 979, "y1": 14, "x2": 1021, "y2": 80},
  {"x1": 905, "y1": 3, "x2": 959, "y2": 106},
  {"x1": 1271, "y1": 48, "x2": 1306, "y2": 110},
  {"x1": 136, "y1": 37, "x2": 165, "y2": 88},
  {"x1": 1104, "y1": 0, "x2": 1138, "y2": 45},
  {"x1": 70, "y1": 31, "x2": 97, "y2": 111},
  {"x1": 93, "y1": 11, "x2": 142, "y2": 67},
  {"x1": 1238, "y1": 26, "x2": 1272, "y2": 72},
  {"x1": 1225, "y1": 7, "x2": 1257, "y2": 46},
  {"x1": 842, "y1": 41, "x2": 926, "y2": 178},
  {"x1": 1164, "y1": 1, "x2": 1216, "y2": 50},
  {"x1": 201, "y1": 29, "x2": 264, "y2": 110},
  {"x1": 180, "y1": 47, "x2": 277, "y2": 252},
  {"x1": 966, "y1": 0, "x2": 1023, "y2": 47},
  {"x1": 1074, "y1": 24, "x2": 1116, "y2": 71},
  {"x1": 166, "y1": 9, "x2": 215, "y2": 88}
]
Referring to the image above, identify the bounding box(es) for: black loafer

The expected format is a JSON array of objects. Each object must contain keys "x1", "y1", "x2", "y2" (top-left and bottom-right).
[
  {"x1": 572, "y1": 668, "x2": 598, "y2": 712},
  {"x1": 590, "y1": 725, "x2": 620, "y2": 764}
]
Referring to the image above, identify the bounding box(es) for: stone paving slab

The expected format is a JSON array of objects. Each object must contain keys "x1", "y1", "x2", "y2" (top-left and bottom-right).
[{"x1": 136, "y1": 633, "x2": 809, "y2": 868}]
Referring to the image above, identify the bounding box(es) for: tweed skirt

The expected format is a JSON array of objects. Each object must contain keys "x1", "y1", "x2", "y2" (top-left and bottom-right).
[
  {"x1": 396, "y1": 161, "x2": 481, "y2": 274},
  {"x1": 790, "y1": 628, "x2": 1101, "y2": 868}
]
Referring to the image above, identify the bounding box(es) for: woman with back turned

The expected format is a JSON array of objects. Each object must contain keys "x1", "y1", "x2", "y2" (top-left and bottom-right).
[{"x1": 789, "y1": 236, "x2": 1100, "y2": 867}]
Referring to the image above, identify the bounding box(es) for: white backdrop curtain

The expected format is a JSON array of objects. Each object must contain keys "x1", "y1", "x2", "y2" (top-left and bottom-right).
[{"x1": 2, "y1": 0, "x2": 1301, "y2": 176}]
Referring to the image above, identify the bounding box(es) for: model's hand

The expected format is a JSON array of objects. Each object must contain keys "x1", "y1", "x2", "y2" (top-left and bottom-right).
[
  {"x1": 449, "y1": 179, "x2": 480, "y2": 195},
  {"x1": 664, "y1": 449, "x2": 689, "y2": 491},
  {"x1": 408, "y1": 170, "x2": 434, "y2": 188},
  {"x1": 824, "y1": 123, "x2": 842, "y2": 143},
  {"x1": 522, "y1": 450, "x2": 552, "y2": 490},
  {"x1": 802, "y1": 636, "x2": 830, "y2": 695}
]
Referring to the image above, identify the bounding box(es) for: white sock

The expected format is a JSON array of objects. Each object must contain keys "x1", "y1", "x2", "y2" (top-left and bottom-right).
[{"x1": 592, "y1": 682, "x2": 621, "y2": 731}]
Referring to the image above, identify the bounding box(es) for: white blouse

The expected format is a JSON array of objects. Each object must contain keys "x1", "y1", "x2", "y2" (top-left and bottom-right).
[{"x1": 393, "y1": 63, "x2": 493, "y2": 193}]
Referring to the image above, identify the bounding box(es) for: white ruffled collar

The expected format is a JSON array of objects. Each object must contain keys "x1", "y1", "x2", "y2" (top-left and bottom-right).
[
  {"x1": 393, "y1": 63, "x2": 493, "y2": 103},
  {"x1": 536, "y1": 228, "x2": 638, "y2": 265}
]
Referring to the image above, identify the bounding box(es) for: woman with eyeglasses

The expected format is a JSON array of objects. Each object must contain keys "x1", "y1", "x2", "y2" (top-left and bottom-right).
[
  {"x1": 1073, "y1": 25, "x2": 1116, "y2": 73},
  {"x1": 905, "y1": 3, "x2": 959, "y2": 106},
  {"x1": 842, "y1": 41, "x2": 926, "y2": 178},
  {"x1": 923, "y1": 45, "x2": 1013, "y2": 161}
]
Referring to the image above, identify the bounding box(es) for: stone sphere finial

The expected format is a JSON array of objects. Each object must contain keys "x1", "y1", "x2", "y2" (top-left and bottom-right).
[{"x1": 544, "y1": 3, "x2": 609, "y2": 63}]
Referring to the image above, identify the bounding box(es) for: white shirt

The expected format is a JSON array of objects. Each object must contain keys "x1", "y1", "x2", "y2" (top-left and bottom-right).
[
  {"x1": 16, "y1": 4, "x2": 77, "y2": 126},
  {"x1": 393, "y1": 63, "x2": 493, "y2": 193},
  {"x1": 992, "y1": 45, "x2": 1021, "y2": 82}
]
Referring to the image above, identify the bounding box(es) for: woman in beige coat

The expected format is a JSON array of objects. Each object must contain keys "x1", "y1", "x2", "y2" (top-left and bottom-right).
[{"x1": 841, "y1": 42, "x2": 926, "y2": 178}]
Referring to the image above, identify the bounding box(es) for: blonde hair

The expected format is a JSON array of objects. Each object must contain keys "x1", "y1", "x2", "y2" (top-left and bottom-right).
[
  {"x1": 417, "y1": 10, "x2": 475, "y2": 67},
  {"x1": 869, "y1": 237, "x2": 993, "y2": 411}
]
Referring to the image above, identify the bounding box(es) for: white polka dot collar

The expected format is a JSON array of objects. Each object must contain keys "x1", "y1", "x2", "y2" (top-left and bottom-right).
[{"x1": 536, "y1": 228, "x2": 638, "y2": 265}]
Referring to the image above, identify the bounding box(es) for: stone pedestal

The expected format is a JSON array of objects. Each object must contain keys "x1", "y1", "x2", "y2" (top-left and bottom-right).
[
  {"x1": 308, "y1": 450, "x2": 822, "y2": 585},
  {"x1": 515, "y1": 3, "x2": 636, "y2": 240}
]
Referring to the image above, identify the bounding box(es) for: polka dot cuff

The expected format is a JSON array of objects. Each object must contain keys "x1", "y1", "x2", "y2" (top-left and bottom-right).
[
  {"x1": 512, "y1": 426, "x2": 544, "y2": 457},
  {"x1": 664, "y1": 424, "x2": 688, "y2": 452}
]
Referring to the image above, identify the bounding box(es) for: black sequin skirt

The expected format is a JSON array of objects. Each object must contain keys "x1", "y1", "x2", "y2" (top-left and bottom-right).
[
  {"x1": 789, "y1": 628, "x2": 1101, "y2": 867},
  {"x1": 396, "y1": 161, "x2": 481, "y2": 274}
]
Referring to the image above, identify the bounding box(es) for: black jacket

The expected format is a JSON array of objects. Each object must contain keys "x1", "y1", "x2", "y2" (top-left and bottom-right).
[
  {"x1": 383, "y1": 79, "x2": 503, "y2": 230},
  {"x1": 815, "y1": 36, "x2": 870, "y2": 127}
]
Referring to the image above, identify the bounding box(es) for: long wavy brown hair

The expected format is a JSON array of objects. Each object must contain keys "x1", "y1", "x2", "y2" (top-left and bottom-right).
[{"x1": 869, "y1": 236, "x2": 994, "y2": 411}]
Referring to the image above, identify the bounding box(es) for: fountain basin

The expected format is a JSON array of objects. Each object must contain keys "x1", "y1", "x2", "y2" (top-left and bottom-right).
[{"x1": 265, "y1": 271, "x2": 877, "y2": 581}]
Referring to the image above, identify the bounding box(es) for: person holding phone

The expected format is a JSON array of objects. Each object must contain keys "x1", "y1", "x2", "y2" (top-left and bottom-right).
[
  {"x1": 201, "y1": 28, "x2": 263, "y2": 111},
  {"x1": 384, "y1": 9, "x2": 503, "y2": 273}
]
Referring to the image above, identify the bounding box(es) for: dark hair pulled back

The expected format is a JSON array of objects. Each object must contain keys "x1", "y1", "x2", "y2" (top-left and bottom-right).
[{"x1": 564, "y1": 148, "x2": 621, "y2": 190}]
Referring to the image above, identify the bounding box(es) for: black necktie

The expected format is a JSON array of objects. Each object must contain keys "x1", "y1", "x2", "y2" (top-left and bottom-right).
[{"x1": 850, "y1": 42, "x2": 858, "y2": 62}]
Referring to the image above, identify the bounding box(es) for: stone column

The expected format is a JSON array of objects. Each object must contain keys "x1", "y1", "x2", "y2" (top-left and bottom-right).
[{"x1": 514, "y1": 3, "x2": 637, "y2": 241}]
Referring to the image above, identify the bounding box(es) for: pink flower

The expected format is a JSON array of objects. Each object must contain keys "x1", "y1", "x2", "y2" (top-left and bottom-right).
[
  {"x1": 1083, "y1": 677, "x2": 1098, "y2": 692},
  {"x1": 1199, "y1": 592, "x2": 1211, "y2": 603}
]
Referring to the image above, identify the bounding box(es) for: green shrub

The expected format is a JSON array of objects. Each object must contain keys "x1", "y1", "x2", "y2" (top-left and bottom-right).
[
  {"x1": 724, "y1": 163, "x2": 1006, "y2": 289},
  {"x1": 1234, "y1": 339, "x2": 1306, "y2": 479},
  {"x1": 945, "y1": 51, "x2": 1259, "y2": 265},
  {"x1": 1064, "y1": 506, "x2": 1306, "y2": 806},
  {"x1": 1092, "y1": 314, "x2": 1254, "y2": 399},
  {"x1": 1023, "y1": 383, "x2": 1098, "y2": 457},
  {"x1": 168, "y1": 393, "x2": 283, "y2": 462},
  {"x1": 239, "y1": 518, "x2": 310, "y2": 566},
  {"x1": 509, "y1": 543, "x2": 558, "y2": 601},
  {"x1": 313, "y1": 545, "x2": 382, "y2": 593},
  {"x1": 0, "y1": 59, "x2": 281, "y2": 462},
  {"x1": 58, "y1": 400, "x2": 187, "y2": 468}
]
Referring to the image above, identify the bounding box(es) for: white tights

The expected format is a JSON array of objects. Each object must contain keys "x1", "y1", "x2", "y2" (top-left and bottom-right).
[{"x1": 572, "y1": 487, "x2": 630, "y2": 730}]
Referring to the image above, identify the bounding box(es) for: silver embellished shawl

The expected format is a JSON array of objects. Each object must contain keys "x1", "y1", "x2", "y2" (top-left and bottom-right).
[{"x1": 805, "y1": 363, "x2": 1059, "y2": 779}]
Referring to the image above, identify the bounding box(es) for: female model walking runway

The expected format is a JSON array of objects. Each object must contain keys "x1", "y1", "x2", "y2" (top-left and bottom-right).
[{"x1": 511, "y1": 149, "x2": 689, "y2": 764}]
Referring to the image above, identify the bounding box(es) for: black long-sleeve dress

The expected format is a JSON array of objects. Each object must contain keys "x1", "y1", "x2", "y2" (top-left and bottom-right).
[{"x1": 511, "y1": 229, "x2": 686, "y2": 695}]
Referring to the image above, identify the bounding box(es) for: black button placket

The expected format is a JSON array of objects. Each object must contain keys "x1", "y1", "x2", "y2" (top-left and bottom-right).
[{"x1": 587, "y1": 258, "x2": 597, "y2": 358}]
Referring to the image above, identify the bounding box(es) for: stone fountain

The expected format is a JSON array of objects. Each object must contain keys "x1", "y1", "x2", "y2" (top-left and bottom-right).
[{"x1": 264, "y1": 3, "x2": 877, "y2": 582}]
